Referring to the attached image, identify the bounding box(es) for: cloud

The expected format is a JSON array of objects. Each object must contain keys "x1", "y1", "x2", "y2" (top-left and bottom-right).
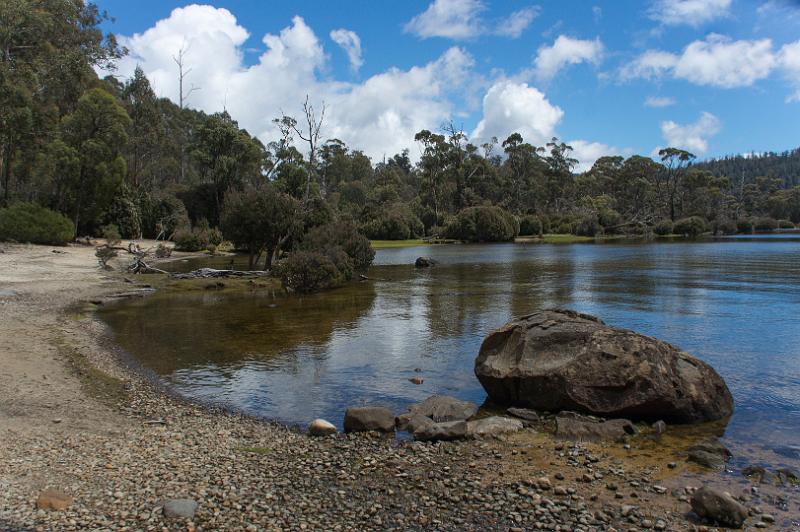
[
  {"x1": 494, "y1": 7, "x2": 540, "y2": 38},
  {"x1": 568, "y1": 140, "x2": 624, "y2": 172},
  {"x1": 660, "y1": 111, "x2": 721, "y2": 153},
  {"x1": 471, "y1": 81, "x2": 563, "y2": 147},
  {"x1": 644, "y1": 96, "x2": 676, "y2": 107},
  {"x1": 779, "y1": 40, "x2": 800, "y2": 102},
  {"x1": 621, "y1": 35, "x2": 777, "y2": 88},
  {"x1": 330, "y1": 29, "x2": 363, "y2": 71},
  {"x1": 111, "y1": 6, "x2": 477, "y2": 161},
  {"x1": 534, "y1": 35, "x2": 604, "y2": 81},
  {"x1": 404, "y1": 0, "x2": 486, "y2": 39},
  {"x1": 647, "y1": 0, "x2": 731, "y2": 26},
  {"x1": 404, "y1": 0, "x2": 537, "y2": 40}
]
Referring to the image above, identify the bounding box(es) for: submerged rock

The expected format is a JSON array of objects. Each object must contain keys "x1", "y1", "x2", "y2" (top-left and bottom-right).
[
  {"x1": 466, "y1": 416, "x2": 523, "y2": 438},
  {"x1": 414, "y1": 257, "x2": 437, "y2": 268},
  {"x1": 343, "y1": 407, "x2": 395, "y2": 433},
  {"x1": 308, "y1": 419, "x2": 337, "y2": 437},
  {"x1": 406, "y1": 395, "x2": 478, "y2": 422},
  {"x1": 555, "y1": 415, "x2": 635, "y2": 442},
  {"x1": 687, "y1": 439, "x2": 731, "y2": 470},
  {"x1": 474, "y1": 309, "x2": 734, "y2": 423},
  {"x1": 690, "y1": 486, "x2": 748, "y2": 528}
]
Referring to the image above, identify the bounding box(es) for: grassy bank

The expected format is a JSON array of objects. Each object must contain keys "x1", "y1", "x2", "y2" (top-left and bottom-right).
[{"x1": 516, "y1": 233, "x2": 628, "y2": 244}]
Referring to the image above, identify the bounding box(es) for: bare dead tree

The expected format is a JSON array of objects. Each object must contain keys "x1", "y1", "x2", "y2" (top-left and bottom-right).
[
  {"x1": 173, "y1": 41, "x2": 200, "y2": 182},
  {"x1": 290, "y1": 95, "x2": 326, "y2": 205}
]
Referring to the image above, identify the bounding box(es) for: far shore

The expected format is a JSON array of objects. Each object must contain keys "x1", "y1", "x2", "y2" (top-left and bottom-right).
[{"x1": 1, "y1": 241, "x2": 797, "y2": 531}]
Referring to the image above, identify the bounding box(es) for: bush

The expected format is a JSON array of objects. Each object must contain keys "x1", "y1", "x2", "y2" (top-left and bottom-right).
[
  {"x1": 95, "y1": 245, "x2": 117, "y2": 269},
  {"x1": 301, "y1": 221, "x2": 374, "y2": 271},
  {"x1": 598, "y1": 209, "x2": 622, "y2": 233},
  {"x1": 653, "y1": 219, "x2": 673, "y2": 236},
  {"x1": 736, "y1": 218, "x2": 754, "y2": 234},
  {"x1": 575, "y1": 215, "x2": 602, "y2": 237},
  {"x1": 673, "y1": 216, "x2": 709, "y2": 237},
  {"x1": 0, "y1": 202, "x2": 74, "y2": 245},
  {"x1": 556, "y1": 222, "x2": 574, "y2": 234},
  {"x1": 274, "y1": 251, "x2": 348, "y2": 293},
  {"x1": 104, "y1": 184, "x2": 141, "y2": 239},
  {"x1": 173, "y1": 227, "x2": 207, "y2": 251},
  {"x1": 519, "y1": 215, "x2": 542, "y2": 236},
  {"x1": 140, "y1": 193, "x2": 189, "y2": 239},
  {"x1": 445, "y1": 206, "x2": 518, "y2": 242},
  {"x1": 778, "y1": 219, "x2": 796, "y2": 229},
  {"x1": 713, "y1": 219, "x2": 737, "y2": 235},
  {"x1": 753, "y1": 217, "x2": 779, "y2": 231},
  {"x1": 101, "y1": 224, "x2": 121, "y2": 246},
  {"x1": 362, "y1": 207, "x2": 424, "y2": 240}
]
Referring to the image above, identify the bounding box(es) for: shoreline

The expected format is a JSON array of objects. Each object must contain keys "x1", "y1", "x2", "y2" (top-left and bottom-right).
[{"x1": 1, "y1": 242, "x2": 797, "y2": 530}]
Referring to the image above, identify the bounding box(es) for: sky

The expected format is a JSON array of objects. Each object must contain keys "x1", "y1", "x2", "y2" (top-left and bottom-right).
[{"x1": 95, "y1": 0, "x2": 800, "y2": 170}]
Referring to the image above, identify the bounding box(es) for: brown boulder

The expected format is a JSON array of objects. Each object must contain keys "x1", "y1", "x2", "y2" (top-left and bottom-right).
[
  {"x1": 343, "y1": 406, "x2": 395, "y2": 433},
  {"x1": 474, "y1": 310, "x2": 733, "y2": 423},
  {"x1": 36, "y1": 489, "x2": 73, "y2": 511},
  {"x1": 555, "y1": 415, "x2": 635, "y2": 442}
]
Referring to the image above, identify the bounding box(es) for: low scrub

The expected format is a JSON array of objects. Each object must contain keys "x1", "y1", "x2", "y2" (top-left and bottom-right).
[
  {"x1": 653, "y1": 219, "x2": 674, "y2": 236},
  {"x1": 736, "y1": 218, "x2": 754, "y2": 234},
  {"x1": 753, "y1": 217, "x2": 779, "y2": 231},
  {"x1": 778, "y1": 219, "x2": 796, "y2": 229},
  {"x1": 274, "y1": 250, "x2": 349, "y2": 293},
  {"x1": 0, "y1": 202, "x2": 74, "y2": 245},
  {"x1": 445, "y1": 206, "x2": 518, "y2": 242},
  {"x1": 673, "y1": 216, "x2": 709, "y2": 237},
  {"x1": 518, "y1": 215, "x2": 542, "y2": 236}
]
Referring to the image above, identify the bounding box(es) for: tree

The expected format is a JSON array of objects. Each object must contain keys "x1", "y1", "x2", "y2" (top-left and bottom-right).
[
  {"x1": 221, "y1": 184, "x2": 298, "y2": 270},
  {"x1": 658, "y1": 148, "x2": 695, "y2": 221},
  {"x1": 122, "y1": 67, "x2": 163, "y2": 187},
  {"x1": 55, "y1": 88, "x2": 131, "y2": 235}
]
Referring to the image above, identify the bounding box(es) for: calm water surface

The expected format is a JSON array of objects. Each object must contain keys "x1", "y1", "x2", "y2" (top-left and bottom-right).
[{"x1": 100, "y1": 237, "x2": 800, "y2": 465}]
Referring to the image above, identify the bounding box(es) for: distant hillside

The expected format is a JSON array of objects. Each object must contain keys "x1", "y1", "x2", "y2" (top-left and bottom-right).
[{"x1": 693, "y1": 148, "x2": 800, "y2": 188}]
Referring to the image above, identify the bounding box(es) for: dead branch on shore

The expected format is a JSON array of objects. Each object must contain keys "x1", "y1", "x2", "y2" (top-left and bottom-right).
[
  {"x1": 128, "y1": 257, "x2": 169, "y2": 275},
  {"x1": 171, "y1": 268, "x2": 271, "y2": 280}
]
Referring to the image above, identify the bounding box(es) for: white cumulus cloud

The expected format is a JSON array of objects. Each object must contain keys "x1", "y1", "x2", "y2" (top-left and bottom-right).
[
  {"x1": 778, "y1": 40, "x2": 800, "y2": 102},
  {"x1": 470, "y1": 81, "x2": 564, "y2": 147},
  {"x1": 567, "y1": 140, "x2": 624, "y2": 172},
  {"x1": 110, "y1": 5, "x2": 477, "y2": 161},
  {"x1": 534, "y1": 36, "x2": 604, "y2": 81},
  {"x1": 404, "y1": 0, "x2": 537, "y2": 40},
  {"x1": 330, "y1": 29, "x2": 363, "y2": 71},
  {"x1": 660, "y1": 111, "x2": 721, "y2": 153},
  {"x1": 621, "y1": 35, "x2": 777, "y2": 88},
  {"x1": 648, "y1": 0, "x2": 732, "y2": 26}
]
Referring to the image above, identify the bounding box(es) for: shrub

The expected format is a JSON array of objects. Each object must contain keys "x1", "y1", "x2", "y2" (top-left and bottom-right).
[
  {"x1": 736, "y1": 218, "x2": 754, "y2": 234},
  {"x1": 0, "y1": 202, "x2": 74, "y2": 245},
  {"x1": 140, "y1": 193, "x2": 189, "y2": 239},
  {"x1": 301, "y1": 221, "x2": 374, "y2": 271},
  {"x1": 104, "y1": 184, "x2": 141, "y2": 239},
  {"x1": 362, "y1": 207, "x2": 424, "y2": 241},
  {"x1": 778, "y1": 219, "x2": 796, "y2": 229},
  {"x1": 173, "y1": 227, "x2": 207, "y2": 252},
  {"x1": 598, "y1": 209, "x2": 622, "y2": 233},
  {"x1": 274, "y1": 251, "x2": 348, "y2": 293},
  {"x1": 575, "y1": 215, "x2": 602, "y2": 237},
  {"x1": 653, "y1": 219, "x2": 674, "y2": 236},
  {"x1": 519, "y1": 215, "x2": 542, "y2": 236},
  {"x1": 713, "y1": 219, "x2": 737, "y2": 235},
  {"x1": 673, "y1": 216, "x2": 709, "y2": 237},
  {"x1": 95, "y1": 245, "x2": 117, "y2": 269},
  {"x1": 753, "y1": 217, "x2": 779, "y2": 231},
  {"x1": 556, "y1": 222, "x2": 574, "y2": 234},
  {"x1": 100, "y1": 224, "x2": 121, "y2": 246},
  {"x1": 445, "y1": 206, "x2": 518, "y2": 242}
]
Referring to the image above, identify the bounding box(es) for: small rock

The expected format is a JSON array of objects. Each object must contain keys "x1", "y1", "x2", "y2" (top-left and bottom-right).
[
  {"x1": 414, "y1": 256, "x2": 437, "y2": 268},
  {"x1": 406, "y1": 395, "x2": 478, "y2": 422},
  {"x1": 690, "y1": 486, "x2": 748, "y2": 528},
  {"x1": 413, "y1": 420, "x2": 467, "y2": 442},
  {"x1": 506, "y1": 407, "x2": 540, "y2": 423},
  {"x1": 36, "y1": 489, "x2": 73, "y2": 511},
  {"x1": 308, "y1": 418, "x2": 337, "y2": 437},
  {"x1": 466, "y1": 416, "x2": 523, "y2": 438},
  {"x1": 408, "y1": 376, "x2": 424, "y2": 385},
  {"x1": 651, "y1": 420, "x2": 667, "y2": 434},
  {"x1": 555, "y1": 415, "x2": 635, "y2": 442},
  {"x1": 687, "y1": 440, "x2": 731, "y2": 470},
  {"x1": 163, "y1": 499, "x2": 198, "y2": 519}
]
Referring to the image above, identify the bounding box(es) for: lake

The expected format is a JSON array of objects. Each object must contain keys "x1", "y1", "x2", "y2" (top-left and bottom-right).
[{"x1": 100, "y1": 236, "x2": 800, "y2": 467}]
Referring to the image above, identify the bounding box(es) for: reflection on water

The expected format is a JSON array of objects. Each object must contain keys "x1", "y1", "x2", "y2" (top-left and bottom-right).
[{"x1": 101, "y1": 236, "x2": 800, "y2": 466}]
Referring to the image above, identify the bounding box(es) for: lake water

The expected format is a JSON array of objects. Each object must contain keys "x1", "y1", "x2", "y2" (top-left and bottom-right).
[{"x1": 100, "y1": 236, "x2": 800, "y2": 466}]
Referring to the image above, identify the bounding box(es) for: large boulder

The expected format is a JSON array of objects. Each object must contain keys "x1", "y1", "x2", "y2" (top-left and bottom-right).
[
  {"x1": 690, "y1": 486, "x2": 748, "y2": 528},
  {"x1": 406, "y1": 395, "x2": 478, "y2": 422},
  {"x1": 415, "y1": 257, "x2": 437, "y2": 268},
  {"x1": 343, "y1": 406, "x2": 395, "y2": 433},
  {"x1": 474, "y1": 310, "x2": 733, "y2": 423},
  {"x1": 413, "y1": 420, "x2": 467, "y2": 441}
]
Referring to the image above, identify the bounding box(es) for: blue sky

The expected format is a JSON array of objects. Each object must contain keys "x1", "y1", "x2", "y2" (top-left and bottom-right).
[{"x1": 96, "y1": 0, "x2": 800, "y2": 168}]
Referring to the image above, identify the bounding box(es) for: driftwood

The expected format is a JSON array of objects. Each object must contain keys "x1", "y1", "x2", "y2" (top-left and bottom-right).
[
  {"x1": 171, "y1": 268, "x2": 271, "y2": 280},
  {"x1": 128, "y1": 258, "x2": 169, "y2": 275}
]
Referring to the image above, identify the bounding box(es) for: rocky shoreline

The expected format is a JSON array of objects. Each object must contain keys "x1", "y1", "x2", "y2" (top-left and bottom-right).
[{"x1": 1, "y1": 243, "x2": 798, "y2": 531}]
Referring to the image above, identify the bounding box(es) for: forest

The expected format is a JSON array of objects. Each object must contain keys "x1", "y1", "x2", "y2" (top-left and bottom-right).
[{"x1": 2, "y1": 1, "x2": 800, "y2": 290}]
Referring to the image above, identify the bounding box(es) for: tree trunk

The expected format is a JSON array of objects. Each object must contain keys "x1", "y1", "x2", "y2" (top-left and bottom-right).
[{"x1": 264, "y1": 245, "x2": 275, "y2": 271}]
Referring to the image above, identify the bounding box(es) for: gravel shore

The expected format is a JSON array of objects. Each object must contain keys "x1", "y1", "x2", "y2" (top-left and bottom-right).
[{"x1": 1, "y1": 243, "x2": 797, "y2": 531}]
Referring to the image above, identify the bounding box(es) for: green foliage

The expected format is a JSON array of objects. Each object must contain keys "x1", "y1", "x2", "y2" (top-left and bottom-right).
[
  {"x1": 173, "y1": 227, "x2": 207, "y2": 252},
  {"x1": 0, "y1": 202, "x2": 74, "y2": 245},
  {"x1": 100, "y1": 224, "x2": 121, "y2": 246},
  {"x1": 673, "y1": 216, "x2": 709, "y2": 237},
  {"x1": 95, "y1": 244, "x2": 117, "y2": 269},
  {"x1": 713, "y1": 219, "x2": 738, "y2": 235},
  {"x1": 301, "y1": 221, "x2": 375, "y2": 271},
  {"x1": 736, "y1": 218, "x2": 754, "y2": 234},
  {"x1": 139, "y1": 193, "x2": 189, "y2": 239},
  {"x1": 362, "y1": 206, "x2": 424, "y2": 240},
  {"x1": 598, "y1": 209, "x2": 622, "y2": 233},
  {"x1": 445, "y1": 206, "x2": 519, "y2": 242},
  {"x1": 103, "y1": 184, "x2": 141, "y2": 238},
  {"x1": 518, "y1": 215, "x2": 543, "y2": 236},
  {"x1": 575, "y1": 215, "x2": 602, "y2": 237},
  {"x1": 778, "y1": 219, "x2": 796, "y2": 229},
  {"x1": 753, "y1": 217, "x2": 779, "y2": 231},
  {"x1": 274, "y1": 251, "x2": 348, "y2": 293}
]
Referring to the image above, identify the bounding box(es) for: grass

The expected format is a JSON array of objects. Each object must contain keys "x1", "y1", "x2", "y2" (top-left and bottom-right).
[
  {"x1": 369, "y1": 239, "x2": 429, "y2": 249},
  {"x1": 516, "y1": 233, "x2": 623, "y2": 244},
  {"x1": 236, "y1": 446, "x2": 272, "y2": 455},
  {"x1": 56, "y1": 339, "x2": 128, "y2": 407}
]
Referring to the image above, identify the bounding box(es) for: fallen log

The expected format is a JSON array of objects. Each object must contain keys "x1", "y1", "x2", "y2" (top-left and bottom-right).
[
  {"x1": 128, "y1": 258, "x2": 169, "y2": 275},
  {"x1": 171, "y1": 267, "x2": 271, "y2": 279}
]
